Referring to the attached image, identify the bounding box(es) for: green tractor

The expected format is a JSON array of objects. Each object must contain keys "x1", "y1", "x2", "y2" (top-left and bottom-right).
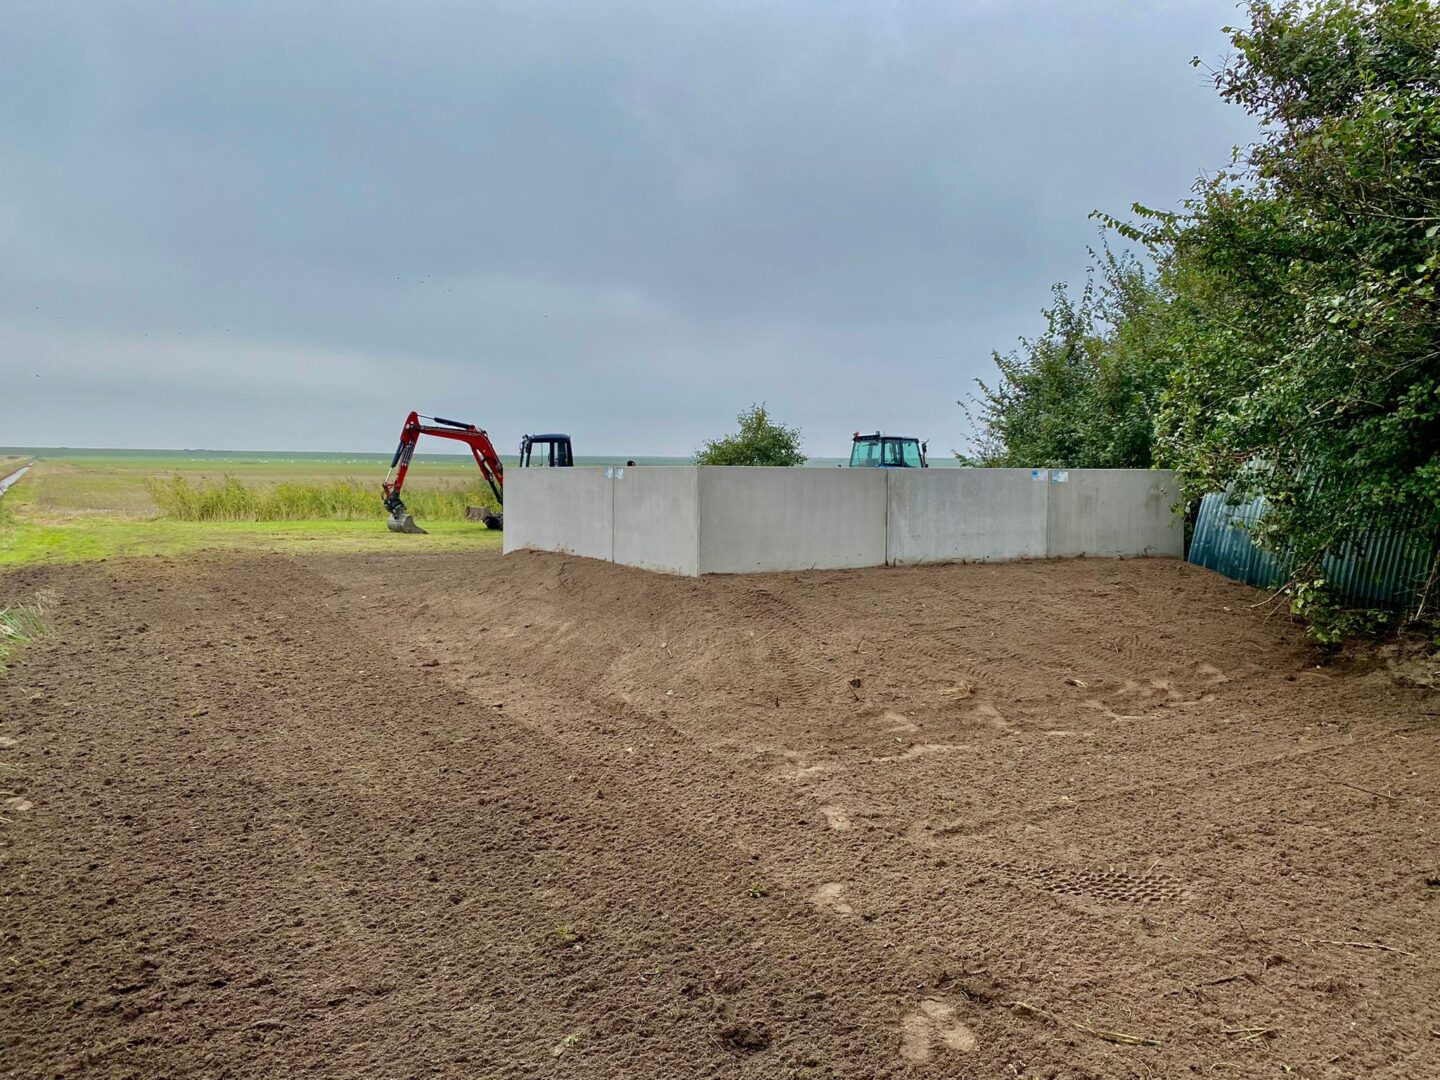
[{"x1": 848, "y1": 431, "x2": 928, "y2": 468}]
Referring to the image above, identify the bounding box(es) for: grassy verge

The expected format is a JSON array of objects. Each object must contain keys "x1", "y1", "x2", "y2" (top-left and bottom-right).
[
  {"x1": 0, "y1": 516, "x2": 503, "y2": 567},
  {"x1": 9, "y1": 453, "x2": 494, "y2": 517},
  {"x1": 0, "y1": 464, "x2": 504, "y2": 568},
  {"x1": 0, "y1": 598, "x2": 47, "y2": 673}
]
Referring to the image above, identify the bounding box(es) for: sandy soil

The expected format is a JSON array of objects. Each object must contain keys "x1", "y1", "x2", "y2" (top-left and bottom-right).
[{"x1": 1, "y1": 550, "x2": 1436, "y2": 1079}]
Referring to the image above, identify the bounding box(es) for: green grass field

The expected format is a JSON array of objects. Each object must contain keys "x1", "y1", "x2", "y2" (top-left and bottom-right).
[
  {"x1": 5, "y1": 451, "x2": 497, "y2": 517},
  {"x1": 0, "y1": 450, "x2": 506, "y2": 567}
]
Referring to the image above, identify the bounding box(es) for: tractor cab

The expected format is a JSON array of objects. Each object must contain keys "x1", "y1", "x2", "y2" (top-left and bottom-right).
[
  {"x1": 518, "y1": 434, "x2": 574, "y2": 468},
  {"x1": 849, "y1": 432, "x2": 928, "y2": 468}
]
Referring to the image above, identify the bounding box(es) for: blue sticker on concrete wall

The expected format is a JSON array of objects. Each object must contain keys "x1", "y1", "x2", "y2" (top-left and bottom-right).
[
  {"x1": 1031, "y1": 469, "x2": 1047, "y2": 480},
  {"x1": 1052, "y1": 470, "x2": 1069, "y2": 483}
]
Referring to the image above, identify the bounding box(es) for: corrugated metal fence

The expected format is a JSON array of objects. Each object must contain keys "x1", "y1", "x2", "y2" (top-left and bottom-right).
[{"x1": 1188, "y1": 492, "x2": 1437, "y2": 612}]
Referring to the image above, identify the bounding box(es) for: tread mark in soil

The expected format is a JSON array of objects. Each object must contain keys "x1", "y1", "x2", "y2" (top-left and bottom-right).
[
  {"x1": 819, "y1": 804, "x2": 851, "y2": 831},
  {"x1": 879, "y1": 710, "x2": 918, "y2": 733},
  {"x1": 871, "y1": 743, "x2": 968, "y2": 764},
  {"x1": 993, "y1": 861, "x2": 1190, "y2": 905},
  {"x1": 899, "y1": 998, "x2": 977, "y2": 1062},
  {"x1": 810, "y1": 882, "x2": 854, "y2": 917}
]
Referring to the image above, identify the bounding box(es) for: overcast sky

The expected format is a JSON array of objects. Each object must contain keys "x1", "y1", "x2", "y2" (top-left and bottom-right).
[{"x1": 1, "y1": 0, "x2": 1255, "y2": 458}]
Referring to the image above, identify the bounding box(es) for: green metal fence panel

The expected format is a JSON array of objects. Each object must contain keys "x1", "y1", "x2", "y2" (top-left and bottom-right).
[
  {"x1": 1322, "y1": 517, "x2": 1435, "y2": 611},
  {"x1": 1188, "y1": 492, "x2": 1435, "y2": 612},
  {"x1": 1189, "y1": 493, "x2": 1285, "y2": 590}
]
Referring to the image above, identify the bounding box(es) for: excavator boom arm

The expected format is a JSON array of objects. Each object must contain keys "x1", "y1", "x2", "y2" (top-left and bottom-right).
[{"x1": 382, "y1": 410, "x2": 504, "y2": 532}]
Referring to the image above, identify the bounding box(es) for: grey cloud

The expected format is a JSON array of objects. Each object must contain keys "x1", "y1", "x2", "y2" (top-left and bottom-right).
[{"x1": 1, "y1": 0, "x2": 1255, "y2": 456}]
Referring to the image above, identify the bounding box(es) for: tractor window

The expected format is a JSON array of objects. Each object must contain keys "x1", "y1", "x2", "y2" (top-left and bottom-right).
[
  {"x1": 882, "y1": 439, "x2": 905, "y2": 466},
  {"x1": 850, "y1": 440, "x2": 881, "y2": 467},
  {"x1": 901, "y1": 440, "x2": 922, "y2": 468}
]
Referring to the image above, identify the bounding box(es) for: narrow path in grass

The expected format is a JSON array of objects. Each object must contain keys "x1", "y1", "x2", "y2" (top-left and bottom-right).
[{"x1": 0, "y1": 464, "x2": 30, "y2": 496}]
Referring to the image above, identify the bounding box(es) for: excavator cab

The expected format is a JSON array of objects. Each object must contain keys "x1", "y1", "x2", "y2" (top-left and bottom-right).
[
  {"x1": 518, "y1": 434, "x2": 574, "y2": 468},
  {"x1": 849, "y1": 432, "x2": 928, "y2": 468}
]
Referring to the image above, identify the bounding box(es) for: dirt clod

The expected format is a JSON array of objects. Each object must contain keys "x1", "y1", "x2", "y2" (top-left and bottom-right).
[{"x1": 719, "y1": 1019, "x2": 771, "y2": 1053}]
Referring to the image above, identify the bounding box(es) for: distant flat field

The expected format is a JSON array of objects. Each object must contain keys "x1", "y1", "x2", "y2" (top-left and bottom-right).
[
  {"x1": 0, "y1": 448, "x2": 529, "y2": 565},
  {"x1": 2, "y1": 451, "x2": 500, "y2": 518},
  {"x1": 3, "y1": 447, "x2": 651, "y2": 516}
]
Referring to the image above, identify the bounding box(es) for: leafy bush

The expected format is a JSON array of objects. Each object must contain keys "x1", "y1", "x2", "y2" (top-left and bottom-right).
[
  {"x1": 971, "y1": 0, "x2": 1440, "y2": 636},
  {"x1": 1145, "y1": 0, "x2": 1440, "y2": 627},
  {"x1": 145, "y1": 475, "x2": 501, "y2": 522},
  {"x1": 964, "y1": 248, "x2": 1171, "y2": 468},
  {"x1": 695, "y1": 404, "x2": 806, "y2": 466},
  {"x1": 1286, "y1": 578, "x2": 1394, "y2": 646}
]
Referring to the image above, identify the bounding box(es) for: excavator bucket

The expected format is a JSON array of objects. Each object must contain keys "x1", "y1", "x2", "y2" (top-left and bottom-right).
[
  {"x1": 465, "y1": 506, "x2": 504, "y2": 530},
  {"x1": 387, "y1": 512, "x2": 427, "y2": 535}
]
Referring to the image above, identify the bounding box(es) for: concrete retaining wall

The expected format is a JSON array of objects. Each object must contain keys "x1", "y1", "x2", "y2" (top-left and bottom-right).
[
  {"x1": 501, "y1": 467, "x2": 613, "y2": 561},
  {"x1": 698, "y1": 468, "x2": 887, "y2": 573},
  {"x1": 887, "y1": 468, "x2": 1049, "y2": 565},
  {"x1": 505, "y1": 466, "x2": 1183, "y2": 575},
  {"x1": 613, "y1": 466, "x2": 699, "y2": 576},
  {"x1": 1046, "y1": 469, "x2": 1183, "y2": 558}
]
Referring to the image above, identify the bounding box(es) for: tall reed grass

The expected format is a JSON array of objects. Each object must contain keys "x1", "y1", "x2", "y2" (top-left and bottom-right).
[
  {"x1": 145, "y1": 475, "x2": 500, "y2": 522},
  {"x1": 0, "y1": 597, "x2": 47, "y2": 673}
]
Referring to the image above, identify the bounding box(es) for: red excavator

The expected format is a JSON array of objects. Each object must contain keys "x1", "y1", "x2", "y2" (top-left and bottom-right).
[{"x1": 381, "y1": 410, "x2": 573, "y2": 534}]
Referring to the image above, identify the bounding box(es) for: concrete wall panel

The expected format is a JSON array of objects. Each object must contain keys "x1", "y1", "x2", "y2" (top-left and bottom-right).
[
  {"x1": 1045, "y1": 469, "x2": 1183, "y2": 558},
  {"x1": 697, "y1": 467, "x2": 887, "y2": 574},
  {"x1": 503, "y1": 466, "x2": 1183, "y2": 575},
  {"x1": 612, "y1": 467, "x2": 700, "y2": 576},
  {"x1": 887, "y1": 468, "x2": 1048, "y2": 564},
  {"x1": 501, "y1": 467, "x2": 614, "y2": 561}
]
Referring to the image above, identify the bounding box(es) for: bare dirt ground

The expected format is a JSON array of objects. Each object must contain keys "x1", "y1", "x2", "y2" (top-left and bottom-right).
[{"x1": 2, "y1": 550, "x2": 1437, "y2": 1079}]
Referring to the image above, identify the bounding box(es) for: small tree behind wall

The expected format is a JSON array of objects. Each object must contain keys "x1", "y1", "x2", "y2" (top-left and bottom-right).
[{"x1": 694, "y1": 404, "x2": 807, "y2": 466}]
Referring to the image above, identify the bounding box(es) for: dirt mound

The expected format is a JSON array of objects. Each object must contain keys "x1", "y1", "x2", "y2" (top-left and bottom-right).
[{"x1": 1, "y1": 550, "x2": 1436, "y2": 1078}]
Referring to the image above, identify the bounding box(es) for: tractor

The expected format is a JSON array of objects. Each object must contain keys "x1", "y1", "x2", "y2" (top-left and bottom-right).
[{"x1": 848, "y1": 431, "x2": 928, "y2": 468}]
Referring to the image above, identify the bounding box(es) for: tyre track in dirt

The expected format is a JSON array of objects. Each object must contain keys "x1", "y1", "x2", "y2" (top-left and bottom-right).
[
  {"x1": 2, "y1": 559, "x2": 1008, "y2": 1078},
  {"x1": 3, "y1": 550, "x2": 1438, "y2": 1079},
  {"x1": 323, "y1": 551, "x2": 1439, "y2": 1079},
  {"x1": 300, "y1": 561, "x2": 1024, "y2": 1075}
]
